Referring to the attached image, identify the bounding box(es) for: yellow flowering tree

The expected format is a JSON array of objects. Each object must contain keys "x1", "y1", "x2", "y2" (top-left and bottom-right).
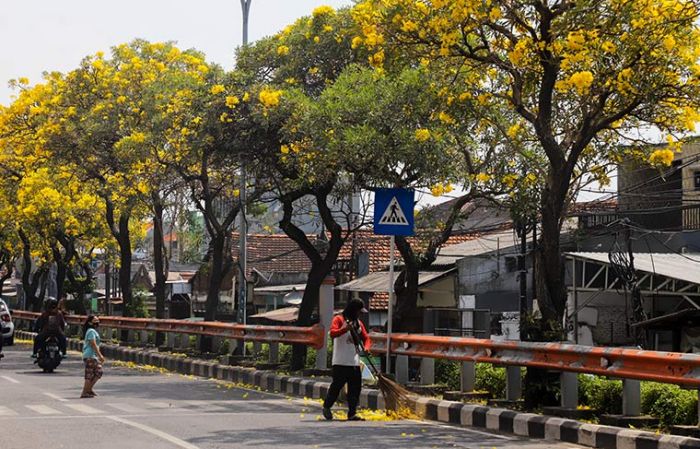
[
  {"x1": 353, "y1": 0, "x2": 700, "y2": 335},
  {"x1": 301, "y1": 64, "x2": 516, "y2": 331}
]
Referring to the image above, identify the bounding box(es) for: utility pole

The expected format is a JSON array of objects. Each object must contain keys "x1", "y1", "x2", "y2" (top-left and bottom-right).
[
  {"x1": 237, "y1": 0, "x2": 252, "y2": 354},
  {"x1": 518, "y1": 221, "x2": 528, "y2": 341}
]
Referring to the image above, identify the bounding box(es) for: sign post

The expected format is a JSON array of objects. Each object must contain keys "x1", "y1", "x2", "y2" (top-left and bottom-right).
[{"x1": 373, "y1": 188, "x2": 415, "y2": 374}]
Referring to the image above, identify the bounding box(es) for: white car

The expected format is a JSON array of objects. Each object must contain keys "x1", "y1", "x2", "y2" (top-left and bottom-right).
[{"x1": 0, "y1": 299, "x2": 14, "y2": 346}]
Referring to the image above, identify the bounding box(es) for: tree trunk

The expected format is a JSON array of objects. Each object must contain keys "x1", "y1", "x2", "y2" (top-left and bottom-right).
[
  {"x1": 117, "y1": 215, "x2": 133, "y2": 317},
  {"x1": 152, "y1": 195, "x2": 168, "y2": 347},
  {"x1": 394, "y1": 265, "x2": 422, "y2": 333},
  {"x1": 200, "y1": 232, "x2": 227, "y2": 353},
  {"x1": 290, "y1": 261, "x2": 328, "y2": 370},
  {"x1": 533, "y1": 184, "x2": 567, "y2": 340}
]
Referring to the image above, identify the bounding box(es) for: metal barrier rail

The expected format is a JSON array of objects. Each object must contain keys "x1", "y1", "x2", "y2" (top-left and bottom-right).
[
  {"x1": 11, "y1": 310, "x2": 325, "y2": 349},
  {"x1": 369, "y1": 332, "x2": 700, "y2": 387}
]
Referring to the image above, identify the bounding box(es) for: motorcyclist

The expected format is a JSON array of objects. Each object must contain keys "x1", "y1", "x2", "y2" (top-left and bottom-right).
[{"x1": 31, "y1": 297, "x2": 67, "y2": 358}]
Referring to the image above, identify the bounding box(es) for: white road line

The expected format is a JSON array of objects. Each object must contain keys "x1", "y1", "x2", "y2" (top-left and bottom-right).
[
  {"x1": 408, "y1": 419, "x2": 514, "y2": 440},
  {"x1": 106, "y1": 403, "x2": 141, "y2": 413},
  {"x1": 106, "y1": 415, "x2": 200, "y2": 449},
  {"x1": 63, "y1": 403, "x2": 103, "y2": 415},
  {"x1": 0, "y1": 376, "x2": 20, "y2": 384},
  {"x1": 42, "y1": 392, "x2": 68, "y2": 402},
  {"x1": 26, "y1": 405, "x2": 61, "y2": 415},
  {"x1": 0, "y1": 406, "x2": 18, "y2": 416}
]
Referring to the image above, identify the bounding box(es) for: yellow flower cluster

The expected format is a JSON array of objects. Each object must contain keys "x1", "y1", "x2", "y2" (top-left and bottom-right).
[
  {"x1": 259, "y1": 88, "x2": 283, "y2": 108},
  {"x1": 430, "y1": 182, "x2": 453, "y2": 196},
  {"x1": 414, "y1": 128, "x2": 431, "y2": 142},
  {"x1": 648, "y1": 148, "x2": 675, "y2": 166},
  {"x1": 210, "y1": 84, "x2": 225, "y2": 95},
  {"x1": 277, "y1": 45, "x2": 290, "y2": 56}
]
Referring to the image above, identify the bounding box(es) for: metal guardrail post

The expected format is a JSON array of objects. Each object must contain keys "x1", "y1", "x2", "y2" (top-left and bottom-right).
[
  {"x1": 395, "y1": 355, "x2": 409, "y2": 384},
  {"x1": 506, "y1": 366, "x2": 522, "y2": 401},
  {"x1": 560, "y1": 372, "x2": 579, "y2": 409},
  {"x1": 461, "y1": 361, "x2": 476, "y2": 392},
  {"x1": 623, "y1": 379, "x2": 642, "y2": 416},
  {"x1": 420, "y1": 357, "x2": 435, "y2": 385},
  {"x1": 269, "y1": 342, "x2": 279, "y2": 364}
]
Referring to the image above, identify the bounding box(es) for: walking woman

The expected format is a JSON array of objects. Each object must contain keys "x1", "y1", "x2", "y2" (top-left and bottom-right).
[{"x1": 81, "y1": 315, "x2": 105, "y2": 398}]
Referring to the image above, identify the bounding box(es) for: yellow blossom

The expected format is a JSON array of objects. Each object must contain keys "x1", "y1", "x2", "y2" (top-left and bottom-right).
[
  {"x1": 277, "y1": 45, "x2": 290, "y2": 56},
  {"x1": 225, "y1": 96, "x2": 240, "y2": 108},
  {"x1": 210, "y1": 84, "x2": 225, "y2": 95},
  {"x1": 259, "y1": 88, "x2": 283, "y2": 108},
  {"x1": 648, "y1": 148, "x2": 674, "y2": 166},
  {"x1": 415, "y1": 128, "x2": 431, "y2": 142},
  {"x1": 476, "y1": 173, "x2": 492, "y2": 183}
]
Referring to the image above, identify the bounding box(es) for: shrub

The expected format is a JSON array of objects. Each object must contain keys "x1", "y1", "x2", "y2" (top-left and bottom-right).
[
  {"x1": 435, "y1": 359, "x2": 461, "y2": 390},
  {"x1": 475, "y1": 363, "x2": 507, "y2": 398},
  {"x1": 586, "y1": 377, "x2": 623, "y2": 415},
  {"x1": 641, "y1": 382, "x2": 697, "y2": 427}
]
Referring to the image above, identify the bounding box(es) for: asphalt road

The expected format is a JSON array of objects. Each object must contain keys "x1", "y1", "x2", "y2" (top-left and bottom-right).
[{"x1": 0, "y1": 343, "x2": 584, "y2": 449}]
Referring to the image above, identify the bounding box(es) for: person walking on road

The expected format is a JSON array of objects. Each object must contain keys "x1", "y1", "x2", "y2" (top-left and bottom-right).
[
  {"x1": 81, "y1": 315, "x2": 104, "y2": 398},
  {"x1": 322, "y1": 298, "x2": 371, "y2": 421}
]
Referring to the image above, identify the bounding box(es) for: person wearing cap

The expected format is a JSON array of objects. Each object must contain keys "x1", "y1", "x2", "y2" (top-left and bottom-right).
[{"x1": 322, "y1": 298, "x2": 371, "y2": 421}]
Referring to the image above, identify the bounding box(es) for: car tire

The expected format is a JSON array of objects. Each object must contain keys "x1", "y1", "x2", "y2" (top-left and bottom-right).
[{"x1": 5, "y1": 334, "x2": 13, "y2": 346}]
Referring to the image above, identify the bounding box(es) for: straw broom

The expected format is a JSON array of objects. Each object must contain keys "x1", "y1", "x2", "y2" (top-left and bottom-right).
[{"x1": 348, "y1": 322, "x2": 413, "y2": 413}]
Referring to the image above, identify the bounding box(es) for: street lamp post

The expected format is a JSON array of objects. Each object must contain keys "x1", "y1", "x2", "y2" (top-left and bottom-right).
[{"x1": 238, "y1": 0, "x2": 252, "y2": 354}]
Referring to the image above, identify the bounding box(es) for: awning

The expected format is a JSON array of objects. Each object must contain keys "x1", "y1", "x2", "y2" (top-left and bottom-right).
[
  {"x1": 567, "y1": 252, "x2": 700, "y2": 286},
  {"x1": 253, "y1": 284, "x2": 306, "y2": 294},
  {"x1": 250, "y1": 306, "x2": 299, "y2": 322},
  {"x1": 335, "y1": 269, "x2": 455, "y2": 293}
]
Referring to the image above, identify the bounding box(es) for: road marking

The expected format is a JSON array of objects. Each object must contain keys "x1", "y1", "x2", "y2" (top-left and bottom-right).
[
  {"x1": 106, "y1": 415, "x2": 200, "y2": 449},
  {"x1": 42, "y1": 392, "x2": 68, "y2": 402},
  {"x1": 0, "y1": 406, "x2": 18, "y2": 416},
  {"x1": 64, "y1": 403, "x2": 103, "y2": 415},
  {"x1": 106, "y1": 403, "x2": 141, "y2": 413},
  {"x1": 26, "y1": 405, "x2": 61, "y2": 415},
  {"x1": 0, "y1": 376, "x2": 20, "y2": 384},
  {"x1": 408, "y1": 419, "x2": 514, "y2": 440}
]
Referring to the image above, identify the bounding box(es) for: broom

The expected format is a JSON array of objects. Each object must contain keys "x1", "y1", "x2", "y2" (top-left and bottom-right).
[{"x1": 347, "y1": 320, "x2": 413, "y2": 413}]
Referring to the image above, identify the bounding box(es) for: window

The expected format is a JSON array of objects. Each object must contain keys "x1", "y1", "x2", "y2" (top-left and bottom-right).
[{"x1": 695, "y1": 171, "x2": 700, "y2": 190}]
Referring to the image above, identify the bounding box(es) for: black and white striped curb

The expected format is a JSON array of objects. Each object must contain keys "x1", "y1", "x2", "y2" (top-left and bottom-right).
[{"x1": 14, "y1": 330, "x2": 700, "y2": 449}]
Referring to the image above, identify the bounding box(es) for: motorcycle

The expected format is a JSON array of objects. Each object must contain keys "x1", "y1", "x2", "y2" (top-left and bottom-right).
[{"x1": 35, "y1": 335, "x2": 62, "y2": 373}]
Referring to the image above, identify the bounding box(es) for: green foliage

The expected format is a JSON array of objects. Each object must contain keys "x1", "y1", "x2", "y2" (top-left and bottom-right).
[
  {"x1": 577, "y1": 375, "x2": 622, "y2": 414},
  {"x1": 127, "y1": 289, "x2": 150, "y2": 318},
  {"x1": 641, "y1": 383, "x2": 698, "y2": 427},
  {"x1": 435, "y1": 359, "x2": 461, "y2": 391},
  {"x1": 475, "y1": 363, "x2": 507, "y2": 398}
]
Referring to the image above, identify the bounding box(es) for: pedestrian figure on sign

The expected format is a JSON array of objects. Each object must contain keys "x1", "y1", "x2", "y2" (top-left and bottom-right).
[
  {"x1": 322, "y1": 298, "x2": 370, "y2": 421},
  {"x1": 81, "y1": 315, "x2": 105, "y2": 398},
  {"x1": 389, "y1": 203, "x2": 400, "y2": 222}
]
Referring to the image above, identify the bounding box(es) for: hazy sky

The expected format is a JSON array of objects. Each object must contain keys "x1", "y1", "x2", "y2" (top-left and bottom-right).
[{"x1": 0, "y1": 0, "x2": 352, "y2": 105}]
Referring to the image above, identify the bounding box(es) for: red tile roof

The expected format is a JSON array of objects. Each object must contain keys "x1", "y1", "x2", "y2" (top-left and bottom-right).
[{"x1": 232, "y1": 230, "x2": 485, "y2": 311}]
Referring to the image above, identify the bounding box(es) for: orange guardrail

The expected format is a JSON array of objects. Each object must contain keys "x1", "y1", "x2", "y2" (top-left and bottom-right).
[
  {"x1": 369, "y1": 333, "x2": 700, "y2": 387},
  {"x1": 11, "y1": 310, "x2": 325, "y2": 349}
]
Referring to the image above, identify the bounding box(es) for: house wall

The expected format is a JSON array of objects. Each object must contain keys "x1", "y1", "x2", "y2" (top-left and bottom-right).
[
  {"x1": 567, "y1": 291, "x2": 634, "y2": 346},
  {"x1": 457, "y1": 253, "x2": 532, "y2": 313},
  {"x1": 417, "y1": 275, "x2": 456, "y2": 308}
]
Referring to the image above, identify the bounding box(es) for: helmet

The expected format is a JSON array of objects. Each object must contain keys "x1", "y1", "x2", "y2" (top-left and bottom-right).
[{"x1": 46, "y1": 297, "x2": 58, "y2": 309}]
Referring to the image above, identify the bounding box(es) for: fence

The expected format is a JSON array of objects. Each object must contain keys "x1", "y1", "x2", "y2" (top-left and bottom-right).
[{"x1": 12, "y1": 310, "x2": 700, "y2": 419}]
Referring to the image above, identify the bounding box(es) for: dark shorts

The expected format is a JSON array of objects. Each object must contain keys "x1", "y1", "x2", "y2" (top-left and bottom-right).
[{"x1": 84, "y1": 358, "x2": 103, "y2": 381}]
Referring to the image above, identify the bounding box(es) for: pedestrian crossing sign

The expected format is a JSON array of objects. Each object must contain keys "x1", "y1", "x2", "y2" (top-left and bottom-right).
[{"x1": 373, "y1": 188, "x2": 414, "y2": 236}]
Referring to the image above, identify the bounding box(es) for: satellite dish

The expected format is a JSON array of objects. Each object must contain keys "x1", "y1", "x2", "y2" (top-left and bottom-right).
[{"x1": 283, "y1": 288, "x2": 303, "y2": 306}]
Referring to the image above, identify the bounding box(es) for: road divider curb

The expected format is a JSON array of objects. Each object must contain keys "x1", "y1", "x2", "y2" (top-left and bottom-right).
[{"x1": 14, "y1": 330, "x2": 700, "y2": 449}]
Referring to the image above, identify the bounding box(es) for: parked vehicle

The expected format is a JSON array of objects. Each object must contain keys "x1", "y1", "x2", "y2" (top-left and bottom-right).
[
  {"x1": 0, "y1": 299, "x2": 13, "y2": 346},
  {"x1": 35, "y1": 335, "x2": 62, "y2": 373}
]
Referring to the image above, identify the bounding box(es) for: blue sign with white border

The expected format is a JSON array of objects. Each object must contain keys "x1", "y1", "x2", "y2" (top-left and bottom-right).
[{"x1": 373, "y1": 188, "x2": 415, "y2": 236}]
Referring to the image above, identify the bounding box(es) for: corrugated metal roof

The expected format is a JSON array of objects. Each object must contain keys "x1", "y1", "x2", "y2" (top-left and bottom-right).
[
  {"x1": 567, "y1": 252, "x2": 700, "y2": 285},
  {"x1": 431, "y1": 229, "x2": 519, "y2": 265},
  {"x1": 254, "y1": 284, "x2": 306, "y2": 294},
  {"x1": 335, "y1": 269, "x2": 455, "y2": 293}
]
